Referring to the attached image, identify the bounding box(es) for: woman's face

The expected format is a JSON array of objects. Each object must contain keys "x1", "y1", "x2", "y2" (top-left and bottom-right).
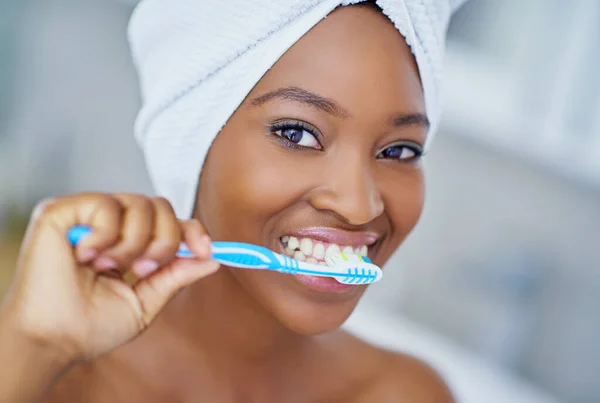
[{"x1": 195, "y1": 5, "x2": 427, "y2": 334}]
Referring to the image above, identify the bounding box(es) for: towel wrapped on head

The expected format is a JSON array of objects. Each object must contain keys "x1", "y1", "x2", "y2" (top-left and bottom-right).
[{"x1": 128, "y1": 0, "x2": 466, "y2": 219}]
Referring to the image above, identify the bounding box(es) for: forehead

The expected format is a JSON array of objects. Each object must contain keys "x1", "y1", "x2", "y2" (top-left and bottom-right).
[{"x1": 246, "y1": 5, "x2": 425, "y2": 118}]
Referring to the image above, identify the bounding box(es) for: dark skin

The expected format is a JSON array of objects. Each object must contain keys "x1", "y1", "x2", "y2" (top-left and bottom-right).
[{"x1": 0, "y1": 5, "x2": 453, "y2": 403}]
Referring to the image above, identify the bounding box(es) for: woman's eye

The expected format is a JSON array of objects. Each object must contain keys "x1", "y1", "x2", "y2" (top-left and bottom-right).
[
  {"x1": 272, "y1": 125, "x2": 321, "y2": 149},
  {"x1": 378, "y1": 145, "x2": 422, "y2": 161}
]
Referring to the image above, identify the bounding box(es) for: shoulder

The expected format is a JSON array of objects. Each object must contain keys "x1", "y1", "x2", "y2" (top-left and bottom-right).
[
  {"x1": 379, "y1": 352, "x2": 453, "y2": 402},
  {"x1": 350, "y1": 342, "x2": 454, "y2": 403}
]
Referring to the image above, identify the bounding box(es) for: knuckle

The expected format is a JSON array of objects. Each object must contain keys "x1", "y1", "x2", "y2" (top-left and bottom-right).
[
  {"x1": 153, "y1": 196, "x2": 172, "y2": 207},
  {"x1": 129, "y1": 195, "x2": 154, "y2": 213},
  {"x1": 89, "y1": 203, "x2": 124, "y2": 236},
  {"x1": 98, "y1": 192, "x2": 121, "y2": 205},
  {"x1": 31, "y1": 197, "x2": 59, "y2": 221},
  {"x1": 153, "y1": 197, "x2": 180, "y2": 230},
  {"x1": 116, "y1": 192, "x2": 141, "y2": 199},
  {"x1": 96, "y1": 194, "x2": 124, "y2": 213},
  {"x1": 152, "y1": 197, "x2": 176, "y2": 215},
  {"x1": 120, "y1": 192, "x2": 146, "y2": 200}
]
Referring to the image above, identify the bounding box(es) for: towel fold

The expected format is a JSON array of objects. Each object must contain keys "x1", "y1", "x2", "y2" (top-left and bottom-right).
[{"x1": 128, "y1": 0, "x2": 466, "y2": 218}]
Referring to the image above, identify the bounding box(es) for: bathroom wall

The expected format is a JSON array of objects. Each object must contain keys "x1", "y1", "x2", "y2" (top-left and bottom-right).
[{"x1": 366, "y1": 131, "x2": 600, "y2": 402}]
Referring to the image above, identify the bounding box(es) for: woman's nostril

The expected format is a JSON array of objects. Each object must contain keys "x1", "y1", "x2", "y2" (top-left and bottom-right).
[{"x1": 309, "y1": 187, "x2": 384, "y2": 226}]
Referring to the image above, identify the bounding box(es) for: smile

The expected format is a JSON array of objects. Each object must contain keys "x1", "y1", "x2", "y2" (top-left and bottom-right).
[{"x1": 281, "y1": 236, "x2": 368, "y2": 265}]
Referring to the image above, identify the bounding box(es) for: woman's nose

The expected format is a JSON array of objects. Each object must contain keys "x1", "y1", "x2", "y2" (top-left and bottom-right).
[{"x1": 307, "y1": 159, "x2": 384, "y2": 226}]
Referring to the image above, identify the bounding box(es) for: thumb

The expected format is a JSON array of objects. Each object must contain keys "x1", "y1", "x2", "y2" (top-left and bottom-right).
[
  {"x1": 133, "y1": 259, "x2": 220, "y2": 325},
  {"x1": 131, "y1": 218, "x2": 219, "y2": 325}
]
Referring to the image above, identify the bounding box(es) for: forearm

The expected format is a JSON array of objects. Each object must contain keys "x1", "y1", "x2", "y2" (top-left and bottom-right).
[{"x1": 0, "y1": 308, "x2": 72, "y2": 403}]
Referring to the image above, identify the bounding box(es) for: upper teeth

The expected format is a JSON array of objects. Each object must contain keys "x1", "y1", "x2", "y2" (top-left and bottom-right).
[
  {"x1": 300, "y1": 238, "x2": 312, "y2": 255},
  {"x1": 287, "y1": 236, "x2": 299, "y2": 250},
  {"x1": 281, "y1": 236, "x2": 368, "y2": 263}
]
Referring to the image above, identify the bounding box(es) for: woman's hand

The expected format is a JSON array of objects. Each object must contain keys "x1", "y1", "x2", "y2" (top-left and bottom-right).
[{"x1": 1, "y1": 193, "x2": 219, "y2": 364}]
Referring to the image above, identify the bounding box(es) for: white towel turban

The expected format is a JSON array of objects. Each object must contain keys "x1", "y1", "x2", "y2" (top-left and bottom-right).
[{"x1": 128, "y1": 0, "x2": 466, "y2": 219}]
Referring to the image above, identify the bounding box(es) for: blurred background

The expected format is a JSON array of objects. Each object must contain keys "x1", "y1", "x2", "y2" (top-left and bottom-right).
[{"x1": 0, "y1": 0, "x2": 598, "y2": 402}]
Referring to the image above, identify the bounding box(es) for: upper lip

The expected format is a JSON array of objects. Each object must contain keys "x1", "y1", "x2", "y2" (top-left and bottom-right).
[{"x1": 283, "y1": 227, "x2": 381, "y2": 247}]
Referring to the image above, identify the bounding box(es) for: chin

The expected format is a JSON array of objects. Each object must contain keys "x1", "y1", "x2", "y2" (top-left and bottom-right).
[
  {"x1": 275, "y1": 300, "x2": 361, "y2": 335},
  {"x1": 233, "y1": 268, "x2": 367, "y2": 335}
]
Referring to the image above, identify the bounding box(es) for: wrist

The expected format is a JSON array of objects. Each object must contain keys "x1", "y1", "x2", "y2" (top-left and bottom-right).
[
  {"x1": 0, "y1": 305, "x2": 77, "y2": 402},
  {"x1": 0, "y1": 303, "x2": 77, "y2": 370}
]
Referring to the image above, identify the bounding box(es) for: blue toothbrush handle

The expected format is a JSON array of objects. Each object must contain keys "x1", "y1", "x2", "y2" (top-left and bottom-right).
[
  {"x1": 67, "y1": 225, "x2": 93, "y2": 246},
  {"x1": 66, "y1": 225, "x2": 282, "y2": 270}
]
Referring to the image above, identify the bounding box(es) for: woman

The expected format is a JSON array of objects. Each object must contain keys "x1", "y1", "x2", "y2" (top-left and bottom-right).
[{"x1": 0, "y1": 0, "x2": 465, "y2": 401}]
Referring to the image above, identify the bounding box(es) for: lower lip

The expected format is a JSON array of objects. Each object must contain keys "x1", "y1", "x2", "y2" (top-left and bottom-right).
[{"x1": 293, "y1": 274, "x2": 360, "y2": 294}]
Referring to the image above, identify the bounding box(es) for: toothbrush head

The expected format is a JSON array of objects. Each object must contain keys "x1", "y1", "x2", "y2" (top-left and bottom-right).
[{"x1": 325, "y1": 252, "x2": 383, "y2": 284}]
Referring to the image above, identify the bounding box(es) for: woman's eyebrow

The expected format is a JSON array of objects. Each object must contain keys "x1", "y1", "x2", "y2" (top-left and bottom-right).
[
  {"x1": 250, "y1": 86, "x2": 350, "y2": 118},
  {"x1": 390, "y1": 113, "x2": 429, "y2": 129}
]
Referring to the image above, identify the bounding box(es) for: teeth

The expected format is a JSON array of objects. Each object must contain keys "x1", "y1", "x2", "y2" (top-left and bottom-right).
[
  {"x1": 342, "y1": 246, "x2": 354, "y2": 255},
  {"x1": 293, "y1": 251, "x2": 306, "y2": 262},
  {"x1": 306, "y1": 257, "x2": 318, "y2": 264},
  {"x1": 281, "y1": 235, "x2": 370, "y2": 261},
  {"x1": 325, "y1": 244, "x2": 340, "y2": 258},
  {"x1": 313, "y1": 243, "x2": 325, "y2": 259},
  {"x1": 299, "y1": 238, "x2": 313, "y2": 255}
]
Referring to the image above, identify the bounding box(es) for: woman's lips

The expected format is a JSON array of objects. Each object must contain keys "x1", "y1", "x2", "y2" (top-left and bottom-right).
[{"x1": 293, "y1": 274, "x2": 360, "y2": 294}]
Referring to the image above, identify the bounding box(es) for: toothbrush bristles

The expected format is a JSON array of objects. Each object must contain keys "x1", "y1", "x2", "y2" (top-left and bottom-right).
[{"x1": 325, "y1": 252, "x2": 366, "y2": 268}]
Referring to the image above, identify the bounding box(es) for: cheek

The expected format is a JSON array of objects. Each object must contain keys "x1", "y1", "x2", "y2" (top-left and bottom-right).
[
  {"x1": 382, "y1": 168, "x2": 425, "y2": 245},
  {"x1": 197, "y1": 124, "x2": 319, "y2": 239}
]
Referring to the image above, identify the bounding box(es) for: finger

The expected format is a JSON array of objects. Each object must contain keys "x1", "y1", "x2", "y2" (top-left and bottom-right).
[
  {"x1": 180, "y1": 219, "x2": 212, "y2": 261},
  {"x1": 133, "y1": 259, "x2": 220, "y2": 325},
  {"x1": 29, "y1": 194, "x2": 125, "y2": 265},
  {"x1": 94, "y1": 194, "x2": 154, "y2": 272},
  {"x1": 131, "y1": 197, "x2": 181, "y2": 278},
  {"x1": 74, "y1": 195, "x2": 125, "y2": 264}
]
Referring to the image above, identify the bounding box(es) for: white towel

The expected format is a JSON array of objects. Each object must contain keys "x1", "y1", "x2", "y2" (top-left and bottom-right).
[{"x1": 128, "y1": 0, "x2": 466, "y2": 218}]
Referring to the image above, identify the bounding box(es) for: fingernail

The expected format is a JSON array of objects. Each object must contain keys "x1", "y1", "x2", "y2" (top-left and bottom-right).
[
  {"x1": 199, "y1": 235, "x2": 212, "y2": 257},
  {"x1": 132, "y1": 259, "x2": 159, "y2": 278},
  {"x1": 78, "y1": 248, "x2": 98, "y2": 263},
  {"x1": 94, "y1": 256, "x2": 119, "y2": 271}
]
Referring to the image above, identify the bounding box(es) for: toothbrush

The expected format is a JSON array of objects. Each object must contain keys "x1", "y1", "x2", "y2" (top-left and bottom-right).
[{"x1": 67, "y1": 225, "x2": 383, "y2": 285}]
